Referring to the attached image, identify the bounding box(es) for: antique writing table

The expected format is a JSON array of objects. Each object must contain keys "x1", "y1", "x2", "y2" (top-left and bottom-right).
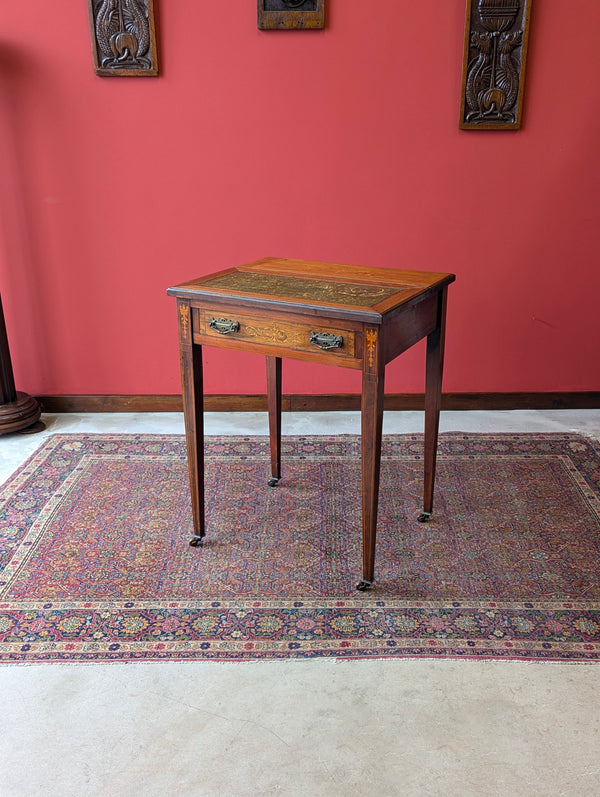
[{"x1": 168, "y1": 258, "x2": 455, "y2": 590}]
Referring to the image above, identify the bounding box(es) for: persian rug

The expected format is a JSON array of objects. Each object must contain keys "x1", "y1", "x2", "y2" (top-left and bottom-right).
[{"x1": 1, "y1": 432, "x2": 600, "y2": 664}]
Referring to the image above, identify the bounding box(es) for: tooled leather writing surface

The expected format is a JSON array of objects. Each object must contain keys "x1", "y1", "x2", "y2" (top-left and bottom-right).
[{"x1": 202, "y1": 271, "x2": 401, "y2": 308}]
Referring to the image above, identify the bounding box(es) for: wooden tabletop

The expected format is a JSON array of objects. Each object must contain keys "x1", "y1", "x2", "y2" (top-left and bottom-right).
[{"x1": 167, "y1": 257, "x2": 455, "y2": 323}]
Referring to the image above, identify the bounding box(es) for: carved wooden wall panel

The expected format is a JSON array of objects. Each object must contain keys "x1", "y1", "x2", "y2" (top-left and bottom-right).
[
  {"x1": 460, "y1": 0, "x2": 532, "y2": 130},
  {"x1": 88, "y1": 0, "x2": 159, "y2": 76},
  {"x1": 258, "y1": 0, "x2": 325, "y2": 30}
]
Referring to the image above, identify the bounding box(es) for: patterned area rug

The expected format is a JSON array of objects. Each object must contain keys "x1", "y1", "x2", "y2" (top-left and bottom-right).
[{"x1": 1, "y1": 433, "x2": 600, "y2": 663}]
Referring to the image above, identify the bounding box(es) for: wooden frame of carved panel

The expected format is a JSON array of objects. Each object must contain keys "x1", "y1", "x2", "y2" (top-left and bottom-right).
[
  {"x1": 460, "y1": 0, "x2": 532, "y2": 130},
  {"x1": 88, "y1": 0, "x2": 159, "y2": 77},
  {"x1": 258, "y1": 0, "x2": 325, "y2": 30}
]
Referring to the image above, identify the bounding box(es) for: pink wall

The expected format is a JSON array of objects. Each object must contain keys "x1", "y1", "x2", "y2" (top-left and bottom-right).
[{"x1": 1, "y1": 2, "x2": 599, "y2": 398}]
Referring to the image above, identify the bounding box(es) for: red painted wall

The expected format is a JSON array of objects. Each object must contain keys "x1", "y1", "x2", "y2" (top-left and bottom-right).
[{"x1": 1, "y1": 2, "x2": 599, "y2": 397}]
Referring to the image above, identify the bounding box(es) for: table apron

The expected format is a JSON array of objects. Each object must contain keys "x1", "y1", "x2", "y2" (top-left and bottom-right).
[{"x1": 382, "y1": 292, "x2": 440, "y2": 363}]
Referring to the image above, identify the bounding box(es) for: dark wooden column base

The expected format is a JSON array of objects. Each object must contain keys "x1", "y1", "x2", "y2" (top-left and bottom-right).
[{"x1": 0, "y1": 391, "x2": 44, "y2": 435}]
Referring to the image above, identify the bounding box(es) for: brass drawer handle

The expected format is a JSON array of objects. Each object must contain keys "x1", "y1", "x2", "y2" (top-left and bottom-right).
[
  {"x1": 209, "y1": 317, "x2": 240, "y2": 335},
  {"x1": 310, "y1": 331, "x2": 343, "y2": 350}
]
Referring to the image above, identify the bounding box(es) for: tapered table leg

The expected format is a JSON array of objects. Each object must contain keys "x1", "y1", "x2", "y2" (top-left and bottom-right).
[
  {"x1": 358, "y1": 345, "x2": 385, "y2": 590},
  {"x1": 178, "y1": 302, "x2": 205, "y2": 546},
  {"x1": 266, "y1": 356, "x2": 282, "y2": 486},
  {"x1": 420, "y1": 287, "x2": 448, "y2": 522}
]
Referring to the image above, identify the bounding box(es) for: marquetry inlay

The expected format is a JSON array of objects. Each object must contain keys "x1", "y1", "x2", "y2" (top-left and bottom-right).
[
  {"x1": 241, "y1": 321, "x2": 297, "y2": 346},
  {"x1": 366, "y1": 328, "x2": 377, "y2": 368},
  {"x1": 202, "y1": 272, "x2": 399, "y2": 308},
  {"x1": 179, "y1": 304, "x2": 190, "y2": 340}
]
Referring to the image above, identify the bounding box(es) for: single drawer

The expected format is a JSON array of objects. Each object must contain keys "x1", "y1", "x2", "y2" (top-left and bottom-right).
[{"x1": 194, "y1": 308, "x2": 357, "y2": 361}]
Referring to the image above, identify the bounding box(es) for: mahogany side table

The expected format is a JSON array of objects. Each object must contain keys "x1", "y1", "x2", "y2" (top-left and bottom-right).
[{"x1": 168, "y1": 257, "x2": 455, "y2": 590}]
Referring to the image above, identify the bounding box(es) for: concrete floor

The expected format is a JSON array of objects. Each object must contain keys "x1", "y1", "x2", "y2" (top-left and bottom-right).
[{"x1": 1, "y1": 410, "x2": 600, "y2": 796}]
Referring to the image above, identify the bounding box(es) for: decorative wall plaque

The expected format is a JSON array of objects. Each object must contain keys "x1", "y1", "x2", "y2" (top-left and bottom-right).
[
  {"x1": 88, "y1": 0, "x2": 159, "y2": 76},
  {"x1": 460, "y1": 0, "x2": 532, "y2": 130},
  {"x1": 258, "y1": 0, "x2": 325, "y2": 30}
]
